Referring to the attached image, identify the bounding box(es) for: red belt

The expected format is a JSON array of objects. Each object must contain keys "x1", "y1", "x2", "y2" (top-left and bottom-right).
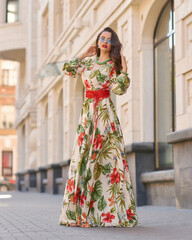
[{"x1": 85, "y1": 89, "x2": 110, "y2": 145}]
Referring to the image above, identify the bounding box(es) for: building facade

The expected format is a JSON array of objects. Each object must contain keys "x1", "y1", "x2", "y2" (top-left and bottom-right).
[
  {"x1": 4, "y1": 0, "x2": 191, "y2": 208},
  {"x1": 0, "y1": 60, "x2": 17, "y2": 181},
  {"x1": 0, "y1": 0, "x2": 38, "y2": 185}
]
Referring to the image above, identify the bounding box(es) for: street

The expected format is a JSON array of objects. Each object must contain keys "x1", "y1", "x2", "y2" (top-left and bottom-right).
[{"x1": 0, "y1": 191, "x2": 191, "y2": 240}]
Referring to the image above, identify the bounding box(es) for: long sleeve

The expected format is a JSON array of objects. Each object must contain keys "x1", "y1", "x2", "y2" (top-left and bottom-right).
[
  {"x1": 62, "y1": 57, "x2": 85, "y2": 78},
  {"x1": 109, "y1": 66, "x2": 130, "y2": 95}
]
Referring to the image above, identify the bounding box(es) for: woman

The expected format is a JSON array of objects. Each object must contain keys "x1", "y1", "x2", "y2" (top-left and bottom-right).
[{"x1": 59, "y1": 27, "x2": 139, "y2": 227}]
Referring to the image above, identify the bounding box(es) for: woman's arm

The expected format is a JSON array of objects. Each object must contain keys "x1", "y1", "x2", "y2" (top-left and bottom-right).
[
  {"x1": 109, "y1": 67, "x2": 130, "y2": 95},
  {"x1": 62, "y1": 45, "x2": 96, "y2": 78},
  {"x1": 109, "y1": 51, "x2": 130, "y2": 95}
]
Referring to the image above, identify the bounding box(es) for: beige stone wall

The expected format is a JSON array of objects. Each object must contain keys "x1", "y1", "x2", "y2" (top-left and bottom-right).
[
  {"x1": 0, "y1": 0, "x2": 38, "y2": 172},
  {"x1": 175, "y1": 0, "x2": 192, "y2": 130},
  {"x1": 11, "y1": 0, "x2": 192, "y2": 171}
]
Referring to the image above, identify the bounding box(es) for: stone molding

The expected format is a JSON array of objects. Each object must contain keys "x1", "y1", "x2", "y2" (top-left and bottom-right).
[
  {"x1": 167, "y1": 128, "x2": 192, "y2": 144},
  {"x1": 141, "y1": 169, "x2": 175, "y2": 183}
]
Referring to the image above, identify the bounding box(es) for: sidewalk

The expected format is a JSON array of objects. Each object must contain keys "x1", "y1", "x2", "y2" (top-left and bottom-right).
[{"x1": 0, "y1": 191, "x2": 191, "y2": 240}]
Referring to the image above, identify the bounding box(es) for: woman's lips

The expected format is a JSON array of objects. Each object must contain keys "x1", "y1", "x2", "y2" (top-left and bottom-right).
[{"x1": 102, "y1": 44, "x2": 107, "y2": 48}]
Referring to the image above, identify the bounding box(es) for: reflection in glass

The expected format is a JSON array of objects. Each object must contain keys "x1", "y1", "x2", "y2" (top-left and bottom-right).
[
  {"x1": 154, "y1": 0, "x2": 175, "y2": 169},
  {"x1": 154, "y1": 2, "x2": 171, "y2": 43},
  {"x1": 6, "y1": 0, "x2": 19, "y2": 23},
  {"x1": 155, "y1": 38, "x2": 173, "y2": 169}
]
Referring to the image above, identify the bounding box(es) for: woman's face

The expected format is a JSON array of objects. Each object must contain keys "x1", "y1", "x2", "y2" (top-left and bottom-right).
[{"x1": 98, "y1": 31, "x2": 112, "y2": 52}]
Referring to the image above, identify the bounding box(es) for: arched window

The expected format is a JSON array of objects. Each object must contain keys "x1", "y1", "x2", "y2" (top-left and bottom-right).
[{"x1": 154, "y1": 0, "x2": 175, "y2": 169}]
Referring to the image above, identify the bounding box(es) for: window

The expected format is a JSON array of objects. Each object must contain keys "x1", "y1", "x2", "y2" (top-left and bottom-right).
[
  {"x1": 2, "y1": 67, "x2": 17, "y2": 86},
  {"x1": 1, "y1": 105, "x2": 15, "y2": 129},
  {"x1": 2, "y1": 151, "x2": 13, "y2": 177},
  {"x1": 6, "y1": 0, "x2": 19, "y2": 23},
  {"x1": 3, "y1": 60, "x2": 18, "y2": 86},
  {"x1": 154, "y1": 0, "x2": 175, "y2": 169}
]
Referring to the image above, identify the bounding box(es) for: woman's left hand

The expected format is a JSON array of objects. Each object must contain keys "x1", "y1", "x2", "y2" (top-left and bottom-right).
[{"x1": 120, "y1": 50, "x2": 128, "y2": 73}]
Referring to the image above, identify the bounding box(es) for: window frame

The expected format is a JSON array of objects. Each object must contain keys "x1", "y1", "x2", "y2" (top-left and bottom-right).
[
  {"x1": 6, "y1": 0, "x2": 19, "y2": 23},
  {"x1": 2, "y1": 151, "x2": 13, "y2": 177},
  {"x1": 153, "y1": 0, "x2": 175, "y2": 170}
]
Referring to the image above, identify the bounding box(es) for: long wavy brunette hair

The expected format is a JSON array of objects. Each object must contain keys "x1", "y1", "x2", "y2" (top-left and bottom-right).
[{"x1": 95, "y1": 27, "x2": 122, "y2": 74}]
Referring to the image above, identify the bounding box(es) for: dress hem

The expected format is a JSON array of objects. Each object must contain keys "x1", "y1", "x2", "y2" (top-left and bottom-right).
[{"x1": 58, "y1": 220, "x2": 140, "y2": 228}]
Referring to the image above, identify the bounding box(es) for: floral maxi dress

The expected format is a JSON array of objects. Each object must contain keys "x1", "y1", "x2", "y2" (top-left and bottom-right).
[{"x1": 59, "y1": 57, "x2": 139, "y2": 227}]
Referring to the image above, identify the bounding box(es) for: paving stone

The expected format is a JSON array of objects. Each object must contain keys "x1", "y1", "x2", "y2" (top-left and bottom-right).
[{"x1": 0, "y1": 191, "x2": 192, "y2": 240}]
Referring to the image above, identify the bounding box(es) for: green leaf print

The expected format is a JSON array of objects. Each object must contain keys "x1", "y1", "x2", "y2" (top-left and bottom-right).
[
  {"x1": 77, "y1": 124, "x2": 85, "y2": 134},
  {"x1": 95, "y1": 127, "x2": 100, "y2": 137},
  {"x1": 82, "y1": 99, "x2": 90, "y2": 114},
  {"x1": 96, "y1": 72, "x2": 107, "y2": 83},
  {"x1": 89, "y1": 121, "x2": 93, "y2": 135},
  {"x1": 107, "y1": 184, "x2": 118, "y2": 196},
  {"x1": 116, "y1": 191, "x2": 126, "y2": 211},
  {"x1": 93, "y1": 162, "x2": 103, "y2": 180},
  {"x1": 83, "y1": 168, "x2": 92, "y2": 189},
  {"x1": 76, "y1": 205, "x2": 82, "y2": 216},
  {"x1": 99, "y1": 145, "x2": 114, "y2": 161},
  {"x1": 84, "y1": 134, "x2": 88, "y2": 143},
  {"x1": 102, "y1": 163, "x2": 111, "y2": 175},
  {"x1": 114, "y1": 116, "x2": 120, "y2": 125},
  {"x1": 110, "y1": 206, "x2": 116, "y2": 214},
  {"x1": 98, "y1": 104, "x2": 110, "y2": 125},
  {"x1": 91, "y1": 180, "x2": 102, "y2": 201},
  {"x1": 117, "y1": 77, "x2": 126, "y2": 91},
  {"x1": 85, "y1": 168, "x2": 92, "y2": 181},
  {"x1": 78, "y1": 157, "x2": 86, "y2": 176},
  {"x1": 66, "y1": 210, "x2": 76, "y2": 221},
  {"x1": 91, "y1": 207, "x2": 95, "y2": 215},
  {"x1": 98, "y1": 196, "x2": 107, "y2": 211},
  {"x1": 81, "y1": 142, "x2": 90, "y2": 160},
  {"x1": 87, "y1": 111, "x2": 91, "y2": 121},
  {"x1": 90, "y1": 69, "x2": 100, "y2": 79}
]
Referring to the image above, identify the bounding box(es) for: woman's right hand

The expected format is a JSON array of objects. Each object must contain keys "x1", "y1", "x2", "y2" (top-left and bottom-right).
[{"x1": 78, "y1": 45, "x2": 96, "y2": 59}]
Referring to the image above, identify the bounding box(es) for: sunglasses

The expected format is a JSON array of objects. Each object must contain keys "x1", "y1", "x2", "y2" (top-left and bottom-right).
[{"x1": 99, "y1": 37, "x2": 111, "y2": 44}]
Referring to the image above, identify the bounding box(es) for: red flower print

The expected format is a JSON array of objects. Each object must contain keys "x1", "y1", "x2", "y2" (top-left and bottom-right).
[
  {"x1": 126, "y1": 208, "x2": 134, "y2": 220},
  {"x1": 78, "y1": 132, "x2": 85, "y2": 146},
  {"x1": 110, "y1": 168, "x2": 120, "y2": 184},
  {"x1": 123, "y1": 160, "x2": 129, "y2": 172},
  {"x1": 101, "y1": 212, "x2": 115, "y2": 223},
  {"x1": 121, "y1": 173, "x2": 126, "y2": 180},
  {"x1": 80, "y1": 193, "x2": 87, "y2": 207},
  {"x1": 81, "y1": 68, "x2": 86, "y2": 73},
  {"x1": 108, "y1": 194, "x2": 115, "y2": 206},
  {"x1": 110, "y1": 122, "x2": 116, "y2": 131},
  {"x1": 89, "y1": 200, "x2": 95, "y2": 208},
  {"x1": 93, "y1": 134, "x2": 103, "y2": 150},
  {"x1": 91, "y1": 153, "x2": 96, "y2": 160},
  {"x1": 82, "y1": 212, "x2": 86, "y2": 219},
  {"x1": 69, "y1": 72, "x2": 73, "y2": 77},
  {"x1": 82, "y1": 221, "x2": 91, "y2": 228},
  {"x1": 83, "y1": 117, "x2": 87, "y2": 126},
  {"x1": 66, "y1": 179, "x2": 75, "y2": 193},
  {"x1": 109, "y1": 66, "x2": 115, "y2": 78},
  {"x1": 74, "y1": 187, "x2": 81, "y2": 203},
  {"x1": 88, "y1": 183, "x2": 94, "y2": 192},
  {"x1": 101, "y1": 80, "x2": 110, "y2": 89},
  {"x1": 84, "y1": 79, "x2": 91, "y2": 89}
]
